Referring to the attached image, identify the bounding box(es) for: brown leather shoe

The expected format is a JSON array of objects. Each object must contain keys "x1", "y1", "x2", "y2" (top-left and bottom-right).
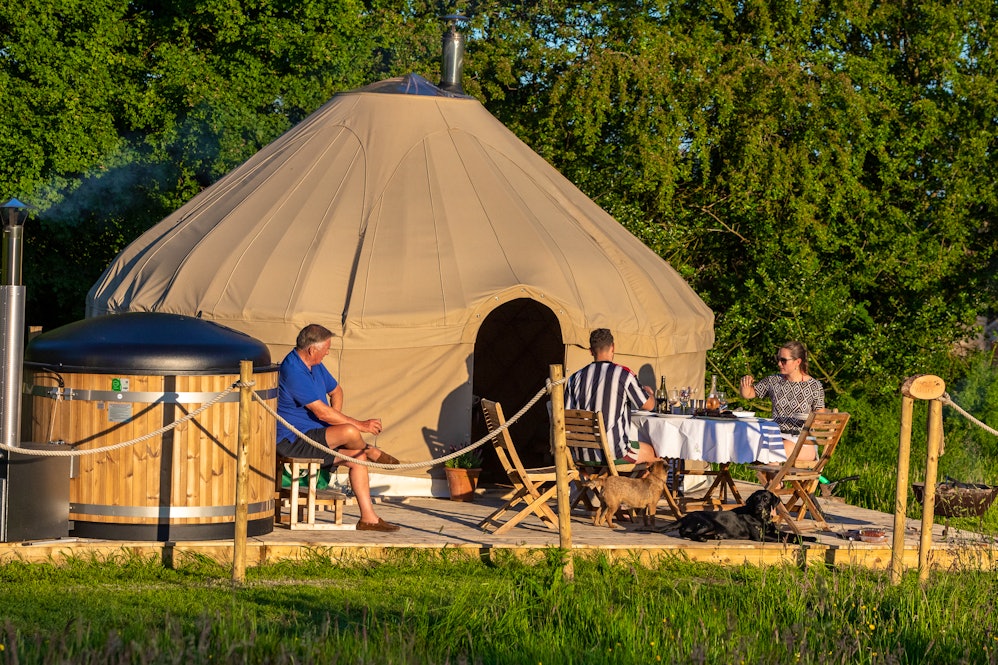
[
  {"x1": 356, "y1": 518, "x2": 400, "y2": 532},
  {"x1": 374, "y1": 450, "x2": 400, "y2": 465}
]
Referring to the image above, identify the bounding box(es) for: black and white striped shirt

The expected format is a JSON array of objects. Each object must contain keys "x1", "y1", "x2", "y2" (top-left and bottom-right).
[{"x1": 566, "y1": 361, "x2": 647, "y2": 460}]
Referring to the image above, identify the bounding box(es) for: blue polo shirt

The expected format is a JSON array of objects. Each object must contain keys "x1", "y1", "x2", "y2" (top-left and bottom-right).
[{"x1": 276, "y1": 349, "x2": 339, "y2": 443}]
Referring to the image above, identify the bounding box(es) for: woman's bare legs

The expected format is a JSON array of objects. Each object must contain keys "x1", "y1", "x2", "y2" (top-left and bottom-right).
[{"x1": 783, "y1": 438, "x2": 818, "y2": 462}]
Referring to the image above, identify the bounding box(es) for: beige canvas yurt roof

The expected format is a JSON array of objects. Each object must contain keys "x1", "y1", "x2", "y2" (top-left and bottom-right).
[{"x1": 86, "y1": 74, "x2": 714, "y2": 494}]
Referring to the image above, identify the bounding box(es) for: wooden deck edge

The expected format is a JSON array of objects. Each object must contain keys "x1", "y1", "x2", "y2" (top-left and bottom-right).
[{"x1": 3, "y1": 540, "x2": 997, "y2": 572}]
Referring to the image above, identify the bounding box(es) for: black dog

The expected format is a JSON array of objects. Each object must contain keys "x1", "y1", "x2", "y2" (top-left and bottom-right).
[{"x1": 666, "y1": 489, "x2": 817, "y2": 543}]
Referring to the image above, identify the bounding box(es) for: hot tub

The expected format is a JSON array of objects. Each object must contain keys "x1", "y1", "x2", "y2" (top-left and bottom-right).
[{"x1": 23, "y1": 312, "x2": 278, "y2": 541}]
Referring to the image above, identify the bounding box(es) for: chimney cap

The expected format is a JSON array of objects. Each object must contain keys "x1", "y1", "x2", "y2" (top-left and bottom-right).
[{"x1": 0, "y1": 198, "x2": 32, "y2": 227}]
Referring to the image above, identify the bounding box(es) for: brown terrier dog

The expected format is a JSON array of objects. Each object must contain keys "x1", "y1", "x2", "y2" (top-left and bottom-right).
[{"x1": 582, "y1": 459, "x2": 670, "y2": 529}]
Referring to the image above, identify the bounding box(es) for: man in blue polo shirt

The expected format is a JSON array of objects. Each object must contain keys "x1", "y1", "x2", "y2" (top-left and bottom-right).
[{"x1": 277, "y1": 323, "x2": 400, "y2": 532}]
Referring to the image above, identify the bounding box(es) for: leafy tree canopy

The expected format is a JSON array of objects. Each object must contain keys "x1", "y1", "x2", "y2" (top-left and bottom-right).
[{"x1": 0, "y1": 0, "x2": 994, "y2": 399}]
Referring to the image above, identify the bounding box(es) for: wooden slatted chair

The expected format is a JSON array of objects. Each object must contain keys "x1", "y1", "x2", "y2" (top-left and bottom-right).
[
  {"x1": 275, "y1": 456, "x2": 351, "y2": 530},
  {"x1": 479, "y1": 399, "x2": 575, "y2": 535},
  {"x1": 563, "y1": 408, "x2": 684, "y2": 520},
  {"x1": 748, "y1": 411, "x2": 850, "y2": 532}
]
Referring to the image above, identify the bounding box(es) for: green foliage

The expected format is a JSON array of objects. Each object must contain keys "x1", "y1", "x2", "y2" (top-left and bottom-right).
[
  {"x1": 465, "y1": 1, "x2": 998, "y2": 399},
  {"x1": 1, "y1": 0, "x2": 378, "y2": 329},
  {"x1": 3, "y1": 554, "x2": 998, "y2": 663},
  {"x1": 0, "y1": 0, "x2": 994, "y2": 400},
  {"x1": 444, "y1": 443, "x2": 484, "y2": 468}
]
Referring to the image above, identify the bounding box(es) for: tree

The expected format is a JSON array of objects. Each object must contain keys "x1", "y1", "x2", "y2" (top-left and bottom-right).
[
  {"x1": 466, "y1": 0, "x2": 998, "y2": 397},
  {"x1": 1, "y1": 0, "x2": 993, "y2": 400},
  {"x1": 1, "y1": 0, "x2": 376, "y2": 327}
]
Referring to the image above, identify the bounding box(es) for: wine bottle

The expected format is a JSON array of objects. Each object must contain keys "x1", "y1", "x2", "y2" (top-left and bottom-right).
[
  {"x1": 655, "y1": 375, "x2": 668, "y2": 413},
  {"x1": 706, "y1": 374, "x2": 721, "y2": 411}
]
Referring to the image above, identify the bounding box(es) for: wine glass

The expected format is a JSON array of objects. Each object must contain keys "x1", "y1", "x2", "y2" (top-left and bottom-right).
[{"x1": 717, "y1": 392, "x2": 728, "y2": 412}]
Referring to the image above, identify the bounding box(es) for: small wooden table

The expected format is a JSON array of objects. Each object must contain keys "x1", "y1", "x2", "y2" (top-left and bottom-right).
[{"x1": 630, "y1": 413, "x2": 787, "y2": 507}]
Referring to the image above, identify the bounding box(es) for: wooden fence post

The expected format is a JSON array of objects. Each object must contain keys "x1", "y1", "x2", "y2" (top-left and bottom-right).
[
  {"x1": 892, "y1": 374, "x2": 945, "y2": 585},
  {"x1": 550, "y1": 364, "x2": 574, "y2": 581},
  {"x1": 890, "y1": 395, "x2": 914, "y2": 584},
  {"x1": 918, "y1": 399, "x2": 944, "y2": 583},
  {"x1": 232, "y1": 360, "x2": 252, "y2": 585}
]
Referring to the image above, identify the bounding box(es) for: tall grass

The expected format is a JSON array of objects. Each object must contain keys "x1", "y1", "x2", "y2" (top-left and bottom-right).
[{"x1": 3, "y1": 551, "x2": 998, "y2": 664}]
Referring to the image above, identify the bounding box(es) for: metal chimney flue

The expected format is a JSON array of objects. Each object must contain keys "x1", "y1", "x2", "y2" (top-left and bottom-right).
[
  {"x1": 439, "y1": 13, "x2": 469, "y2": 94},
  {"x1": 0, "y1": 198, "x2": 29, "y2": 452},
  {"x1": 1, "y1": 198, "x2": 70, "y2": 544}
]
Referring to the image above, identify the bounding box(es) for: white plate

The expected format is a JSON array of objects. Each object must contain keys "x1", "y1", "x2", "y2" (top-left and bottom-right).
[
  {"x1": 732, "y1": 411, "x2": 756, "y2": 418},
  {"x1": 632, "y1": 411, "x2": 690, "y2": 418}
]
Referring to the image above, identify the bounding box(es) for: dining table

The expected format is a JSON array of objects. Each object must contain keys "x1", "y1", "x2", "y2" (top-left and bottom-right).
[{"x1": 630, "y1": 411, "x2": 788, "y2": 508}]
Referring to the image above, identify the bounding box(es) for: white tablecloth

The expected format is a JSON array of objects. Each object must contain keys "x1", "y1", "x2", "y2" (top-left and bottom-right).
[{"x1": 631, "y1": 413, "x2": 787, "y2": 464}]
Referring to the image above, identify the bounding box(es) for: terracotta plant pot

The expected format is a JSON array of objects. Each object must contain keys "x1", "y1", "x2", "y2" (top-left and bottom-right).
[{"x1": 445, "y1": 467, "x2": 481, "y2": 502}]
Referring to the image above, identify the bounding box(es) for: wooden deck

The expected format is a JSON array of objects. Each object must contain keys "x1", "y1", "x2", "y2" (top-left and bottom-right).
[{"x1": 3, "y1": 480, "x2": 996, "y2": 571}]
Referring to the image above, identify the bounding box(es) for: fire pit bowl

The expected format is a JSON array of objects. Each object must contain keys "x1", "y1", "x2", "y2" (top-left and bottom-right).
[{"x1": 911, "y1": 482, "x2": 998, "y2": 518}]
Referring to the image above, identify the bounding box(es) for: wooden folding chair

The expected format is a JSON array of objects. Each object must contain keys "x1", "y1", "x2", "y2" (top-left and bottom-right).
[
  {"x1": 748, "y1": 411, "x2": 850, "y2": 532},
  {"x1": 275, "y1": 456, "x2": 351, "y2": 530},
  {"x1": 563, "y1": 409, "x2": 684, "y2": 520},
  {"x1": 479, "y1": 399, "x2": 576, "y2": 535}
]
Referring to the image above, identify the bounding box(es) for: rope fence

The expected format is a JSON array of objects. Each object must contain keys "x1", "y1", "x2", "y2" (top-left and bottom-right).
[
  {"x1": 0, "y1": 375, "x2": 992, "y2": 466},
  {"x1": 0, "y1": 385, "x2": 240, "y2": 456},
  {"x1": 889, "y1": 374, "x2": 998, "y2": 586},
  {"x1": 251, "y1": 376, "x2": 564, "y2": 471},
  {"x1": 0, "y1": 375, "x2": 569, "y2": 470},
  {"x1": 939, "y1": 392, "x2": 998, "y2": 438}
]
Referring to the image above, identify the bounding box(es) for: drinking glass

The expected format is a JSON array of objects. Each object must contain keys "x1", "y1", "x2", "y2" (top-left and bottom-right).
[{"x1": 717, "y1": 392, "x2": 728, "y2": 411}]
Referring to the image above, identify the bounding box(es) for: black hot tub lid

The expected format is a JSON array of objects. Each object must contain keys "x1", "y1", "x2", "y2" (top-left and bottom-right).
[{"x1": 25, "y1": 312, "x2": 273, "y2": 374}]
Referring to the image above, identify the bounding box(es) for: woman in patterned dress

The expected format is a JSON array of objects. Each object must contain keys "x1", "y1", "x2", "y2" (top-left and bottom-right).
[{"x1": 738, "y1": 341, "x2": 825, "y2": 461}]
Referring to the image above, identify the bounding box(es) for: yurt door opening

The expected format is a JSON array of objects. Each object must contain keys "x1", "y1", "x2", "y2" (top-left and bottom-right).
[{"x1": 472, "y1": 298, "x2": 563, "y2": 483}]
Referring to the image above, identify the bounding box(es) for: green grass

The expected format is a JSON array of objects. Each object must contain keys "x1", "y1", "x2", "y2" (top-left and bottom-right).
[{"x1": 3, "y1": 550, "x2": 998, "y2": 664}]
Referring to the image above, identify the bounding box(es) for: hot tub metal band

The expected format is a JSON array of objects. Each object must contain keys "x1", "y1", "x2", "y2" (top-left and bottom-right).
[{"x1": 71, "y1": 500, "x2": 273, "y2": 518}]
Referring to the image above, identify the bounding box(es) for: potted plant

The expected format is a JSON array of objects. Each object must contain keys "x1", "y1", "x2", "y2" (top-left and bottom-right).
[{"x1": 444, "y1": 445, "x2": 483, "y2": 502}]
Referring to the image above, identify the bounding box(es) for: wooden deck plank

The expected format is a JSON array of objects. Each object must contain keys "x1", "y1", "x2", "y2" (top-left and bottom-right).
[{"x1": 2, "y1": 481, "x2": 994, "y2": 571}]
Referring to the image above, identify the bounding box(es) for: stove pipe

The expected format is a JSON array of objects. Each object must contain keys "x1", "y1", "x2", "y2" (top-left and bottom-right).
[
  {"x1": 0, "y1": 199, "x2": 28, "y2": 450},
  {"x1": 439, "y1": 15, "x2": 467, "y2": 94}
]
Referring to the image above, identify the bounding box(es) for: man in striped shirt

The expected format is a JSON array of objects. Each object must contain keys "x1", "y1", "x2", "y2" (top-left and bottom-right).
[{"x1": 566, "y1": 329, "x2": 658, "y2": 464}]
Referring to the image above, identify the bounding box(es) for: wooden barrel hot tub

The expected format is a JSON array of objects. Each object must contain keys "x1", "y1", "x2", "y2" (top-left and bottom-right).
[{"x1": 22, "y1": 313, "x2": 278, "y2": 541}]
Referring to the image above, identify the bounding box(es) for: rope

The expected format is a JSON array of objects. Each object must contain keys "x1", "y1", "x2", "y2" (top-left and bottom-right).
[
  {"x1": 254, "y1": 376, "x2": 569, "y2": 470},
  {"x1": 939, "y1": 392, "x2": 998, "y2": 437},
  {"x1": 0, "y1": 383, "x2": 241, "y2": 457},
  {"x1": 0, "y1": 373, "x2": 569, "y2": 471}
]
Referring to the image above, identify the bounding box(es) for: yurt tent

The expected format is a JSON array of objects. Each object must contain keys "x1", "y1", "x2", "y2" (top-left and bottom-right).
[{"x1": 86, "y1": 73, "x2": 714, "y2": 495}]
